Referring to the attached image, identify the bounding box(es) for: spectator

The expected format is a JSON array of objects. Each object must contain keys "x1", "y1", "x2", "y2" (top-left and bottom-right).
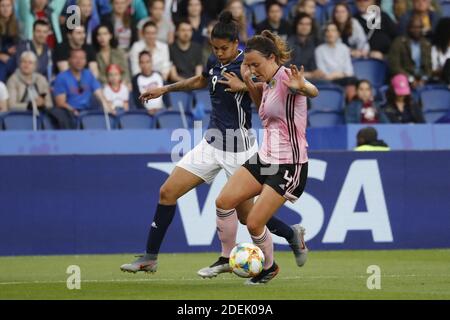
[
  {"x1": 53, "y1": 25, "x2": 99, "y2": 78},
  {"x1": 0, "y1": 80, "x2": 8, "y2": 111},
  {"x1": 289, "y1": 0, "x2": 320, "y2": 44},
  {"x1": 0, "y1": 0, "x2": 19, "y2": 80},
  {"x1": 354, "y1": 127, "x2": 390, "y2": 151},
  {"x1": 6, "y1": 51, "x2": 52, "y2": 112},
  {"x1": 332, "y1": 2, "x2": 370, "y2": 59},
  {"x1": 103, "y1": 64, "x2": 129, "y2": 112},
  {"x1": 15, "y1": 19, "x2": 53, "y2": 83},
  {"x1": 381, "y1": 0, "x2": 396, "y2": 21},
  {"x1": 354, "y1": 0, "x2": 398, "y2": 60},
  {"x1": 129, "y1": 21, "x2": 171, "y2": 80},
  {"x1": 95, "y1": 0, "x2": 113, "y2": 17},
  {"x1": 169, "y1": 19, "x2": 203, "y2": 83},
  {"x1": 388, "y1": 14, "x2": 432, "y2": 89},
  {"x1": 61, "y1": 0, "x2": 101, "y2": 45},
  {"x1": 137, "y1": 0, "x2": 181, "y2": 23},
  {"x1": 132, "y1": 50, "x2": 164, "y2": 115},
  {"x1": 289, "y1": 0, "x2": 315, "y2": 21},
  {"x1": 93, "y1": 23, "x2": 130, "y2": 86},
  {"x1": 255, "y1": 0, "x2": 291, "y2": 41},
  {"x1": 17, "y1": 0, "x2": 65, "y2": 48},
  {"x1": 131, "y1": 0, "x2": 149, "y2": 22},
  {"x1": 431, "y1": 18, "x2": 450, "y2": 84},
  {"x1": 398, "y1": 0, "x2": 440, "y2": 38},
  {"x1": 52, "y1": 49, "x2": 112, "y2": 129},
  {"x1": 145, "y1": 0, "x2": 175, "y2": 44},
  {"x1": 315, "y1": 22, "x2": 357, "y2": 99},
  {"x1": 101, "y1": 0, "x2": 138, "y2": 51},
  {"x1": 383, "y1": 74, "x2": 425, "y2": 123},
  {"x1": 346, "y1": 80, "x2": 389, "y2": 124},
  {"x1": 393, "y1": 0, "x2": 409, "y2": 22},
  {"x1": 225, "y1": 0, "x2": 254, "y2": 46},
  {"x1": 287, "y1": 13, "x2": 324, "y2": 80},
  {"x1": 77, "y1": 0, "x2": 101, "y2": 45},
  {"x1": 182, "y1": 0, "x2": 210, "y2": 45}
]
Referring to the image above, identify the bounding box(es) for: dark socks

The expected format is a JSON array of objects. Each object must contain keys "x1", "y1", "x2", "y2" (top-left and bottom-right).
[
  {"x1": 266, "y1": 216, "x2": 294, "y2": 242},
  {"x1": 146, "y1": 204, "x2": 176, "y2": 255}
]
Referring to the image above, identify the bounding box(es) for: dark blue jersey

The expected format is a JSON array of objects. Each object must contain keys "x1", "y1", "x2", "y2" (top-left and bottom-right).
[{"x1": 201, "y1": 50, "x2": 255, "y2": 153}]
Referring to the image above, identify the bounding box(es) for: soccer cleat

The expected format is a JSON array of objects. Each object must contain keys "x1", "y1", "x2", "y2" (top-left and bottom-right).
[
  {"x1": 197, "y1": 257, "x2": 232, "y2": 278},
  {"x1": 120, "y1": 254, "x2": 158, "y2": 273},
  {"x1": 289, "y1": 224, "x2": 308, "y2": 267},
  {"x1": 245, "y1": 262, "x2": 279, "y2": 285}
]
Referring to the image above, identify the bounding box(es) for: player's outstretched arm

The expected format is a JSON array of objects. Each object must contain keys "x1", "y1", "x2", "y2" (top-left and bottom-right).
[
  {"x1": 283, "y1": 65, "x2": 319, "y2": 98},
  {"x1": 139, "y1": 75, "x2": 208, "y2": 103}
]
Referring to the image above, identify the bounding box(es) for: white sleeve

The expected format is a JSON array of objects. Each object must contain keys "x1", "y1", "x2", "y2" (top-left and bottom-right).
[
  {"x1": 343, "y1": 46, "x2": 354, "y2": 76},
  {"x1": 129, "y1": 42, "x2": 141, "y2": 76},
  {"x1": 315, "y1": 46, "x2": 326, "y2": 73},
  {"x1": 431, "y1": 46, "x2": 439, "y2": 71},
  {"x1": 159, "y1": 43, "x2": 172, "y2": 79},
  {"x1": 352, "y1": 19, "x2": 370, "y2": 52},
  {"x1": 0, "y1": 82, "x2": 8, "y2": 100}
]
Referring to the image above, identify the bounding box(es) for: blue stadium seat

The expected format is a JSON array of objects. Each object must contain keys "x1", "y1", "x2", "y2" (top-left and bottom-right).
[
  {"x1": 420, "y1": 88, "x2": 450, "y2": 123},
  {"x1": 193, "y1": 89, "x2": 212, "y2": 112},
  {"x1": 308, "y1": 110, "x2": 344, "y2": 127},
  {"x1": 168, "y1": 91, "x2": 193, "y2": 112},
  {"x1": 41, "y1": 113, "x2": 57, "y2": 130},
  {"x1": 2, "y1": 112, "x2": 35, "y2": 130},
  {"x1": 155, "y1": 110, "x2": 193, "y2": 129},
  {"x1": 79, "y1": 111, "x2": 116, "y2": 130},
  {"x1": 128, "y1": 92, "x2": 137, "y2": 110},
  {"x1": 119, "y1": 111, "x2": 155, "y2": 129},
  {"x1": 251, "y1": 111, "x2": 263, "y2": 130},
  {"x1": 310, "y1": 86, "x2": 344, "y2": 111},
  {"x1": 352, "y1": 59, "x2": 387, "y2": 89},
  {"x1": 251, "y1": 2, "x2": 266, "y2": 24},
  {"x1": 442, "y1": 2, "x2": 450, "y2": 17}
]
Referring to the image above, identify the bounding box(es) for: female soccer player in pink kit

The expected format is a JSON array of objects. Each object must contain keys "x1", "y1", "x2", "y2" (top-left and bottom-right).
[{"x1": 215, "y1": 30, "x2": 318, "y2": 284}]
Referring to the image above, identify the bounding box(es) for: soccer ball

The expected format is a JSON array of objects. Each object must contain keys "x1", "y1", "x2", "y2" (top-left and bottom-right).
[{"x1": 229, "y1": 243, "x2": 265, "y2": 278}]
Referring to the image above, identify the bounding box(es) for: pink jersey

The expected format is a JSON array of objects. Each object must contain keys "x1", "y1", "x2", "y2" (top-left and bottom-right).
[{"x1": 258, "y1": 66, "x2": 309, "y2": 164}]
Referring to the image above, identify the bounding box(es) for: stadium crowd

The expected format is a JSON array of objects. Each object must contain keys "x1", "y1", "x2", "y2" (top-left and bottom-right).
[{"x1": 0, "y1": 0, "x2": 449, "y2": 129}]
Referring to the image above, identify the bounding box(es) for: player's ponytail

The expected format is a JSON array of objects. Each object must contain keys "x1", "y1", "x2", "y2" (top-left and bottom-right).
[
  {"x1": 245, "y1": 30, "x2": 291, "y2": 65},
  {"x1": 211, "y1": 11, "x2": 239, "y2": 42}
]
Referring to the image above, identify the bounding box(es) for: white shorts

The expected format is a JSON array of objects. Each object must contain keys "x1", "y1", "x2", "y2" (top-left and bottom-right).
[{"x1": 177, "y1": 138, "x2": 258, "y2": 184}]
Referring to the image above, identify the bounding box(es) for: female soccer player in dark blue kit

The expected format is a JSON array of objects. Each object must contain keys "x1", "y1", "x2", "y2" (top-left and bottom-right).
[{"x1": 120, "y1": 11, "x2": 308, "y2": 278}]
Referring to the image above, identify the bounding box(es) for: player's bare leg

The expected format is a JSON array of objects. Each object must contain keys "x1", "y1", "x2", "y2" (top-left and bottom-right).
[
  {"x1": 245, "y1": 185, "x2": 286, "y2": 285},
  {"x1": 197, "y1": 168, "x2": 262, "y2": 278},
  {"x1": 121, "y1": 167, "x2": 204, "y2": 273},
  {"x1": 235, "y1": 197, "x2": 308, "y2": 267}
]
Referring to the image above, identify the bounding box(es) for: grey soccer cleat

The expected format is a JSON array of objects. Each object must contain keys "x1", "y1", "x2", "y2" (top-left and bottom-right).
[
  {"x1": 120, "y1": 254, "x2": 158, "y2": 273},
  {"x1": 289, "y1": 224, "x2": 308, "y2": 267},
  {"x1": 197, "y1": 257, "x2": 232, "y2": 278},
  {"x1": 245, "y1": 262, "x2": 279, "y2": 285}
]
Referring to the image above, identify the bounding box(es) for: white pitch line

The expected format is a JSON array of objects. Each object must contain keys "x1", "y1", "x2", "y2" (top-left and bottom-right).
[{"x1": 0, "y1": 274, "x2": 449, "y2": 286}]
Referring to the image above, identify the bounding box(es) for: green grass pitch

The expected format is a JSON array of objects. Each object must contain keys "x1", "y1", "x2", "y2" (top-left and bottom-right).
[{"x1": 0, "y1": 249, "x2": 449, "y2": 300}]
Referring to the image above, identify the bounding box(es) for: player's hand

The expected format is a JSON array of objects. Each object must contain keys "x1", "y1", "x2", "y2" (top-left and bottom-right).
[
  {"x1": 242, "y1": 65, "x2": 258, "y2": 91},
  {"x1": 139, "y1": 86, "x2": 167, "y2": 103},
  {"x1": 218, "y1": 72, "x2": 246, "y2": 93},
  {"x1": 283, "y1": 64, "x2": 306, "y2": 93}
]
